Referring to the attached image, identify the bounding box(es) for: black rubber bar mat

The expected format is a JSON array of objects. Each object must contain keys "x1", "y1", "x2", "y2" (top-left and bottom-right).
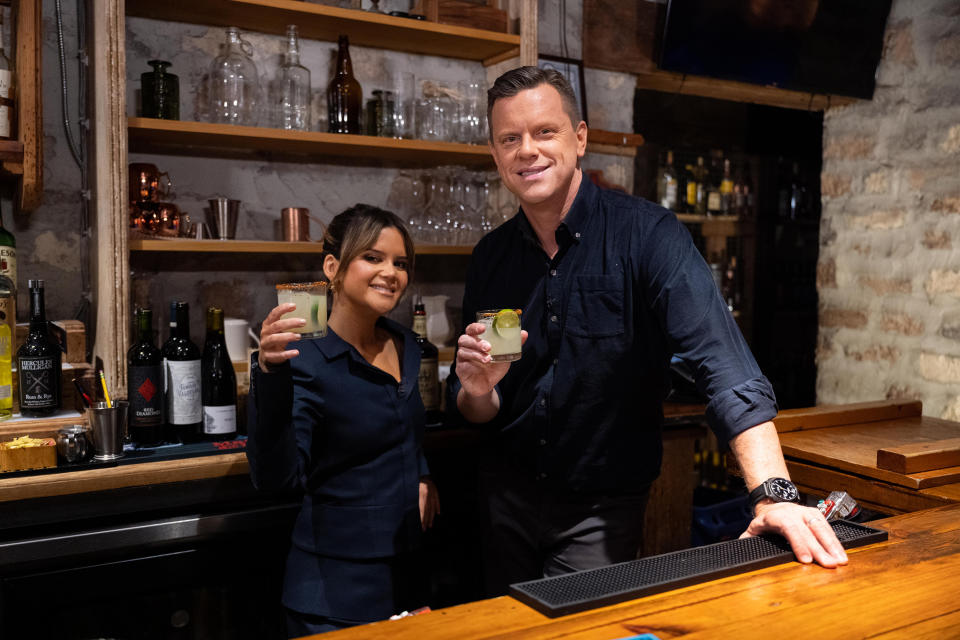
[{"x1": 509, "y1": 520, "x2": 888, "y2": 617}]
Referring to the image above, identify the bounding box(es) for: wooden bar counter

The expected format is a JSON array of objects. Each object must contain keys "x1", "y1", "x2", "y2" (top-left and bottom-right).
[{"x1": 319, "y1": 503, "x2": 960, "y2": 639}]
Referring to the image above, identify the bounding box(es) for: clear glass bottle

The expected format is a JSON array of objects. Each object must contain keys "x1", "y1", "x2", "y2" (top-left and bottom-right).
[
  {"x1": 275, "y1": 25, "x2": 311, "y2": 131},
  {"x1": 0, "y1": 24, "x2": 13, "y2": 141},
  {"x1": 208, "y1": 27, "x2": 260, "y2": 126},
  {"x1": 657, "y1": 150, "x2": 678, "y2": 211}
]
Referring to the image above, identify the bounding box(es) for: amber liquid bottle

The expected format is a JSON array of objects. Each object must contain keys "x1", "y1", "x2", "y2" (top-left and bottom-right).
[
  {"x1": 413, "y1": 296, "x2": 442, "y2": 426},
  {"x1": 327, "y1": 35, "x2": 362, "y2": 134}
]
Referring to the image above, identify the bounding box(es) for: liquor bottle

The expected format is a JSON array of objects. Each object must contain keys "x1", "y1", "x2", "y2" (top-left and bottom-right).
[
  {"x1": 127, "y1": 308, "x2": 164, "y2": 446},
  {"x1": 0, "y1": 274, "x2": 13, "y2": 420},
  {"x1": 0, "y1": 199, "x2": 15, "y2": 288},
  {"x1": 162, "y1": 301, "x2": 202, "y2": 443},
  {"x1": 706, "y1": 152, "x2": 723, "y2": 216},
  {"x1": 656, "y1": 150, "x2": 678, "y2": 211},
  {"x1": 201, "y1": 306, "x2": 237, "y2": 441},
  {"x1": 693, "y1": 156, "x2": 707, "y2": 215},
  {"x1": 16, "y1": 280, "x2": 61, "y2": 416},
  {"x1": 683, "y1": 163, "x2": 697, "y2": 214},
  {"x1": 327, "y1": 35, "x2": 362, "y2": 135},
  {"x1": 722, "y1": 255, "x2": 739, "y2": 311},
  {"x1": 0, "y1": 24, "x2": 13, "y2": 141},
  {"x1": 720, "y1": 158, "x2": 735, "y2": 214},
  {"x1": 276, "y1": 25, "x2": 311, "y2": 131},
  {"x1": 412, "y1": 295, "x2": 442, "y2": 426}
]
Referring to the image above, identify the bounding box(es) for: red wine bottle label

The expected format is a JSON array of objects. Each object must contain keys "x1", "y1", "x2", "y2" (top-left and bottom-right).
[
  {"x1": 164, "y1": 358, "x2": 201, "y2": 424},
  {"x1": 129, "y1": 364, "x2": 163, "y2": 426}
]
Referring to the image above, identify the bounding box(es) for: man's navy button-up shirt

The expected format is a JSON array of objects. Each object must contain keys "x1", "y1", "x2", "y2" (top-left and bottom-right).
[{"x1": 448, "y1": 177, "x2": 777, "y2": 493}]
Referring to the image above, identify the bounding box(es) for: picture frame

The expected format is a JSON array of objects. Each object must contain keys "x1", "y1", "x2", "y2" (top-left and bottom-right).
[{"x1": 537, "y1": 55, "x2": 588, "y2": 125}]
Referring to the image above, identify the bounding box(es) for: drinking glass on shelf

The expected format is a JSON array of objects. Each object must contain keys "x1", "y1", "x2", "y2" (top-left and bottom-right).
[
  {"x1": 458, "y1": 81, "x2": 485, "y2": 144},
  {"x1": 476, "y1": 309, "x2": 522, "y2": 362},
  {"x1": 276, "y1": 282, "x2": 328, "y2": 338},
  {"x1": 390, "y1": 70, "x2": 415, "y2": 139}
]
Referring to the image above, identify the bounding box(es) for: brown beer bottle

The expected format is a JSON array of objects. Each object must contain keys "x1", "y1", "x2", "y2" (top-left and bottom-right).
[{"x1": 327, "y1": 35, "x2": 362, "y2": 134}]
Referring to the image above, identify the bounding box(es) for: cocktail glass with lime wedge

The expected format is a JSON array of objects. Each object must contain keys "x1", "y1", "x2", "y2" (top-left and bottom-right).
[
  {"x1": 476, "y1": 309, "x2": 522, "y2": 362},
  {"x1": 276, "y1": 281, "x2": 328, "y2": 338}
]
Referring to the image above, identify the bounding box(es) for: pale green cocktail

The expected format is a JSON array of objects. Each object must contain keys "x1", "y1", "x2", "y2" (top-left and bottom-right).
[
  {"x1": 477, "y1": 309, "x2": 522, "y2": 362},
  {"x1": 276, "y1": 281, "x2": 328, "y2": 338}
]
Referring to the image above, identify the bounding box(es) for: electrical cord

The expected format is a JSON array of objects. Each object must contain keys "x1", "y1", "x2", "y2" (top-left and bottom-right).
[{"x1": 55, "y1": 0, "x2": 82, "y2": 167}]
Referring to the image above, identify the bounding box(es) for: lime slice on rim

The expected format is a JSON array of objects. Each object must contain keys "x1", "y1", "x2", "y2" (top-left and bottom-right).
[{"x1": 493, "y1": 309, "x2": 520, "y2": 337}]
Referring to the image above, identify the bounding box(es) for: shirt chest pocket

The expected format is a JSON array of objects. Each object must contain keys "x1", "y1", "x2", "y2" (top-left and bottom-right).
[{"x1": 566, "y1": 273, "x2": 625, "y2": 338}]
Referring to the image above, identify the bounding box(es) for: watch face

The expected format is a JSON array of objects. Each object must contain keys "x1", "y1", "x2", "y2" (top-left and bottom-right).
[{"x1": 769, "y1": 478, "x2": 799, "y2": 502}]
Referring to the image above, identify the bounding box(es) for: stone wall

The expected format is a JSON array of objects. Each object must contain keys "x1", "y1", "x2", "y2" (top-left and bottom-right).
[{"x1": 817, "y1": 0, "x2": 960, "y2": 419}]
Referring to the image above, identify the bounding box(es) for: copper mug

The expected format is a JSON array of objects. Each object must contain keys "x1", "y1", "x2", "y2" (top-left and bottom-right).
[
  {"x1": 129, "y1": 162, "x2": 172, "y2": 204},
  {"x1": 134, "y1": 201, "x2": 181, "y2": 236},
  {"x1": 282, "y1": 207, "x2": 310, "y2": 241}
]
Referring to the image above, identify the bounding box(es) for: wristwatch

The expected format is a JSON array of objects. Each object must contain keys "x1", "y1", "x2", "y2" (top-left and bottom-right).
[{"x1": 749, "y1": 477, "x2": 801, "y2": 512}]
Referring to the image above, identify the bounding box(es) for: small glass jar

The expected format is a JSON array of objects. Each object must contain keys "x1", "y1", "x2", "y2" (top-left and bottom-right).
[{"x1": 141, "y1": 60, "x2": 180, "y2": 120}]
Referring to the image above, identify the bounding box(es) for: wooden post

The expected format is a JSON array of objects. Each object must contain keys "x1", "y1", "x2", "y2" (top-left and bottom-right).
[{"x1": 89, "y1": 0, "x2": 130, "y2": 399}]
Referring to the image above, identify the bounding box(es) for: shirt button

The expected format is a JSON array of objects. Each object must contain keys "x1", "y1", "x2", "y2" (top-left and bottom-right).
[
  {"x1": 550, "y1": 269, "x2": 558, "y2": 277},
  {"x1": 539, "y1": 472, "x2": 548, "y2": 480},
  {"x1": 539, "y1": 398, "x2": 546, "y2": 408},
  {"x1": 550, "y1": 315, "x2": 558, "y2": 323},
  {"x1": 539, "y1": 438, "x2": 547, "y2": 446},
  {"x1": 575, "y1": 232, "x2": 581, "y2": 239},
  {"x1": 553, "y1": 358, "x2": 559, "y2": 365}
]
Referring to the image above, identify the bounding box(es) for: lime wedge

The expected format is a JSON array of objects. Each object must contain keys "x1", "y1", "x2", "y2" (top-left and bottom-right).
[
  {"x1": 493, "y1": 309, "x2": 520, "y2": 337},
  {"x1": 310, "y1": 301, "x2": 320, "y2": 326}
]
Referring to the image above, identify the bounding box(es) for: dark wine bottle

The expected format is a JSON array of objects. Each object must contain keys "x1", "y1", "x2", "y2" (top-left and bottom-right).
[
  {"x1": 16, "y1": 280, "x2": 61, "y2": 416},
  {"x1": 412, "y1": 295, "x2": 442, "y2": 426},
  {"x1": 201, "y1": 306, "x2": 237, "y2": 441},
  {"x1": 327, "y1": 35, "x2": 362, "y2": 135},
  {"x1": 127, "y1": 308, "x2": 164, "y2": 446},
  {"x1": 162, "y1": 301, "x2": 202, "y2": 444}
]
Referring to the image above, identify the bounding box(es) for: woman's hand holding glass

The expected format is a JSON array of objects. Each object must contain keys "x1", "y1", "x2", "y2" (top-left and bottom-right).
[{"x1": 257, "y1": 303, "x2": 306, "y2": 372}]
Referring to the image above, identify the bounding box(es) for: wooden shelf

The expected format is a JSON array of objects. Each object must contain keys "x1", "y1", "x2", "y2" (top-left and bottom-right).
[
  {"x1": 130, "y1": 237, "x2": 473, "y2": 255},
  {"x1": 128, "y1": 118, "x2": 495, "y2": 167},
  {"x1": 124, "y1": 0, "x2": 521, "y2": 65},
  {"x1": 635, "y1": 69, "x2": 857, "y2": 112},
  {"x1": 586, "y1": 128, "x2": 644, "y2": 158}
]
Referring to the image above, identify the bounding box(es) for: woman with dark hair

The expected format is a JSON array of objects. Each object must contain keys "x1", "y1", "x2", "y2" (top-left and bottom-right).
[{"x1": 246, "y1": 204, "x2": 440, "y2": 636}]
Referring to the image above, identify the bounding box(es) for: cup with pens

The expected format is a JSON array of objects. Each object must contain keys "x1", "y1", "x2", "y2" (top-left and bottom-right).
[{"x1": 76, "y1": 369, "x2": 128, "y2": 460}]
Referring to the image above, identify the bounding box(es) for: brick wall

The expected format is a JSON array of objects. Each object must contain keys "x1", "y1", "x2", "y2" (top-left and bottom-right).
[{"x1": 817, "y1": 0, "x2": 960, "y2": 419}]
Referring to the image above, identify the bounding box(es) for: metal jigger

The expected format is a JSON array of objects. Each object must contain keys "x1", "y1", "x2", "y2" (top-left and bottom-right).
[{"x1": 206, "y1": 197, "x2": 240, "y2": 240}]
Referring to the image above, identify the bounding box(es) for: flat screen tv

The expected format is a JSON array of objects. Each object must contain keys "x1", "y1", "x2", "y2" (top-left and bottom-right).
[{"x1": 659, "y1": 0, "x2": 893, "y2": 99}]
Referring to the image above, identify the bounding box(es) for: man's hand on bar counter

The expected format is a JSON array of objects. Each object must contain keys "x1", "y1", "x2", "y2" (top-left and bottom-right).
[
  {"x1": 730, "y1": 420, "x2": 849, "y2": 568},
  {"x1": 740, "y1": 501, "x2": 849, "y2": 568}
]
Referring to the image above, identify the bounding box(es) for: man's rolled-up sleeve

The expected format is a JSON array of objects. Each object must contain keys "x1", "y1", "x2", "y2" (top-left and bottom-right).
[{"x1": 705, "y1": 376, "x2": 778, "y2": 446}]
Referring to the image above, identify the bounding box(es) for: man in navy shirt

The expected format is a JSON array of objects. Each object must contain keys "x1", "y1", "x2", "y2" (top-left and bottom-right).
[{"x1": 449, "y1": 66, "x2": 847, "y2": 595}]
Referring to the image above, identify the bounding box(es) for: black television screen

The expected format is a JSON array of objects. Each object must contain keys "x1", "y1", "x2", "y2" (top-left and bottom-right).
[{"x1": 659, "y1": 0, "x2": 892, "y2": 99}]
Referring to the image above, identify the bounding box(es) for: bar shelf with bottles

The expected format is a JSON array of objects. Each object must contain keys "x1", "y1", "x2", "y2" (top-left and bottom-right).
[{"x1": 655, "y1": 148, "x2": 756, "y2": 329}]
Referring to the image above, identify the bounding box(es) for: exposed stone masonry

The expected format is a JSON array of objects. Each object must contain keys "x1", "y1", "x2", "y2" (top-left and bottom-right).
[{"x1": 818, "y1": 0, "x2": 960, "y2": 420}]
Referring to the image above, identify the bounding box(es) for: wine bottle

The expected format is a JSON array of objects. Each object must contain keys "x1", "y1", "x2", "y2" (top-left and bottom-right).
[
  {"x1": 17, "y1": 280, "x2": 61, "y2": 416},
  {"x1": 327, "y1": 35, "x2": 362, "y2": 135},
  {"x1": 412, "y1": 295, "x2": 442, "y2": 426},
  {"x1": 162, "y1": 301, "x2": 202, "y2": 443},
  {"x1": 0, "y1": 199, "x2": 16, "y2": 289},
  {"x1": 127, "y1": 308, "x2": 164, "y2": 446},
  {"x1": 0, "y1": 274, "x2": 13, "y2": 421},
  {"x1": 201, "y1": 306, "x2": 237, "y2": 441},
  {"x1": 657, "y1": 150, "x2": 678, "y2": 211}
]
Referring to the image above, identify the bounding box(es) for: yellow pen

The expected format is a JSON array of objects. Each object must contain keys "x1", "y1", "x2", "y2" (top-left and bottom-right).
[{"x1": 99, "y1": 370, "x2": 112, "y2": 408}]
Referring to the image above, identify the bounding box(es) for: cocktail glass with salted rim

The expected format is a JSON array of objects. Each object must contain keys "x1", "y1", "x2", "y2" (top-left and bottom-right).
[
  {"x1": 276, "y1": 281, "x2": 328, "y2": 338},
  {"x1": 476, "y1": 309, "x2": 522, "y2": 362}
]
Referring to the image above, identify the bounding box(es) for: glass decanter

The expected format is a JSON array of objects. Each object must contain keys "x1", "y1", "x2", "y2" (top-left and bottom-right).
[{"x1": 208, "y1": 27, "x2": 260, "y2": 126}]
